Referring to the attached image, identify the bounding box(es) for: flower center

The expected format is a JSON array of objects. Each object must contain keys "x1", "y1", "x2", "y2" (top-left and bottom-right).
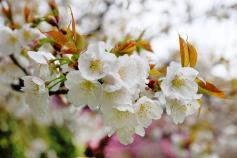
[
  {"x1": 138, "y1": 103, "x2": 151, "y2": 117},
  {"x1": 113, "y1": 109, "x2": 130, "y2": 120},
  {"x1": 23, "y1": 30, "x2": 31, "y2": 40},
  {"x1": 171, "y1": 103, "x2": 187, "y2": 112},
  {"x1": 172, "y1": 76, "x2": 185, "y2": 88},
  {"x1": 80, "y1": 80, "x2": 95, "y2": 91},
  {"x1": 90, "y1": 59, "x2": 103, "y2": 72},
  {"x1": 118, "y1": 67, "x2": 127, "y2": 79},
  {"x1": 9, "y1": 35, "x2": 18, "y2": 45}
]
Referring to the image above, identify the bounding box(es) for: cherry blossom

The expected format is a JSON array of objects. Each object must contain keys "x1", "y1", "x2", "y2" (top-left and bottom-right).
[
  {"x1": 65, "y1": 71, "x2": 102, "y2": 110},
  {"x1": 21, "y1": 76, "x2": 49, "y2": 116},
  {"x1": 78, "y1": 42, "x2": 116, "y2": 80},
  {"x1": 161, "y1": 62, "x2": 201, "y2": 100},
  {"x1": 0, "y1": 27, "x2": 21, "y2": 57}
]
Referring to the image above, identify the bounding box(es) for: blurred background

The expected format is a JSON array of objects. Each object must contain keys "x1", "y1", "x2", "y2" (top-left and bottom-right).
[{"x1": 1, "y1": 0, "x2": 237, "y2": 158}]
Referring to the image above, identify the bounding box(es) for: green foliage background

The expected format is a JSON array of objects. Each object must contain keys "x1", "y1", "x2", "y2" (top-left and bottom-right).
[{"x1": 0, "y1": 107, "x2": 84, "y2": 158}]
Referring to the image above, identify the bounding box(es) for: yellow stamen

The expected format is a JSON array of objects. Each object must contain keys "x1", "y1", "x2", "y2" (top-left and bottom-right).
[
  {"x1": 9, "y1": 35, "x2": 18, "y2": 44},
  {"x1": 80, "y1": 80, "x2": 95, "y2": 91},
  {"x1": 172, "y1": 76, "x2": 185, "y2": 87},
  {"x1": 113, "y1": 109, "x2": 130, "y2": 120},
  {"x1": 90, "y1": 59, "x2": 102, "y2": 72},
  {"x1": 23, "y1": 30, "x2": 31, "y2": 40}
]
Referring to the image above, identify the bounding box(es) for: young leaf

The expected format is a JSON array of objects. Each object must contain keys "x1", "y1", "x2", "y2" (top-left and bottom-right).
[
  {"x1": 196, "y1": 78, "x2": 225, "y2": 99},
  {"x1": 69, "y1": 7, "x2": 76, "y2": 40},
  {"x1": 112, "y1": 41, "x2": 136, "y2": 56},
  {"x1": 44, "y1": 31, "x2": 67, "y2": 46},
  {"x1": 187, "y1": 42, "x2": 197, "y2": 68},
  {"x1": 137, "y1": 40, "x2": 153, "y2": 52},
  {"x1": 179, "y1": 35, "x2": 198, "y2": 68},
  {"x1": 179, "y1": 35, "x2": 189, "y2": 67},
  {"x1": 75, "y1": 34, "x2": 87, "y2": 51}
]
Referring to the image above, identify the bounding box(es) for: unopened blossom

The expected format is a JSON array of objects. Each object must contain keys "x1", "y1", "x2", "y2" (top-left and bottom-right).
[
  {"x1": 165, "y1": 98, "x2": 200, "y2": 124},
  {"x1": 21, "y1": 76, "x2": 49, "y2": 116},
  {"x1": 161, "y1": 62, "x2": 201, "y2": 100},
  {"x1": 134, "y1": 96, "x2": 163, "y2": 128},
  {"x1": 65, "y1": 71, "x2": 102, "y2": 110},
  {"x1": 78, "y1": 42, "x2": 116, "y2": 80},
  {"x1": 0, "y1": 27, "x2": 21, "y2": 57}
]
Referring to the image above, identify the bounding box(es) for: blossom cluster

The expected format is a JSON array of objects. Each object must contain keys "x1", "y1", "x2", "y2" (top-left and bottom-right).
[{"x1": 0, "y1": 0, "x2": 224, "y2": 145}]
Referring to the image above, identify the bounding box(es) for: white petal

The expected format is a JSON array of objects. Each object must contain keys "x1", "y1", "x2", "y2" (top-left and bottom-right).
[
  {"x1": 102, "y1": 73, "x2": 122, "y2": 92},
  {"x1": 117, "y1": 128, "x2": 134, "y2": 145},
  {"x1": 67, "y1": 80, "x2": 102, "y2": 109},
  {"x1": 67, "y1": 85, "x2": 87, "y2": 107},
  {"x1": 185, "y1": 100, "x2": 200, "y2": 115},
  {"x1": 155, "y1": 92, "x2": 166, "y2": 105},
  {"x1": 78, "y1": 42, "x2": 116, "y2": 80},
  {"x1": 135, "y1": 126, "x2": 145, "y2": 137},
  {"x1": 25, "y1": 92, "x2": 49, "y2": 117},
  {"x1": 65, "y1": 71, "x2": 83, "y2": 88},
  {"x1": 0, "y1": 27, "x2": 21, "y2": 56},
  {"x1": 101, "y1": 88, "x2": 132, "y2": 111},
  {"x1": 166, "y1": 99, "x2": 187, "y2": 124},
  {"x1": 17, "y1": 24, "x2": 43, "y2": 47},
  {"x1": 28, "y1": 51, "x2": 48, "y2": 65},
  {"x1": 180, "y1": 67, "x2": 199, "y2": 80},
  {"x1": 149, "y1": 104, "x2": 163, "y2": 120}
]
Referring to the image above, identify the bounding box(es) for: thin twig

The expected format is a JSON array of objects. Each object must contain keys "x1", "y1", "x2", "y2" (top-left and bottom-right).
[
  {"x1": 49, "y1": 89, "x2": 68, "y2": 96},
  {"x1": 9, "y1": 54, "x2": 29, "y2": 75}
]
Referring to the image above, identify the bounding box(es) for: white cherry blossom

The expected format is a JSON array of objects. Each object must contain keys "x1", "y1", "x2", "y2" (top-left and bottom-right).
[
  {"x1": 21, "y1": 76, "x2": 49, "y2": 116},
  {"x1": 16, "y1": 25, "x2": 43, "y2": 48},
  {"x1": 0, "y1": 27, "x2": 21, "y2": 57},
  {"x1": 134, "y1": 96, "x2": 163, "y2": 128},
  {"x1": 101, "y1": 72, "x2": 123, "y2": 92},
  {"x1": 65, "y1": 71, "x2": 102, "y2": 110},
  {"x1": 114, "y1": 55, "x2": 139, "y2": 91},
  {"x1": 165, "y1": 98, "x2": 200, "y2": 124},
  {"x1": 160, "y1": 62, "x2": 201, "y2": 100},
  {"x1": 28, "y1": 51, "x2": 58, "y2": 82},
  {"x1": 131, "y1": 54, "x2": 150, "y2": 89},
  {"x1": 102, "y1": 107, "x2": 138, "y2": 145},
  {"x1": 100, "y1": 87, "x2": 133, "y2": 113},
  {"x1": 0, "y1": 58, "x2": 24, "y2": 85},
  {"x1": 78, "y1": 42, "x2": 116, "y2": 80}
]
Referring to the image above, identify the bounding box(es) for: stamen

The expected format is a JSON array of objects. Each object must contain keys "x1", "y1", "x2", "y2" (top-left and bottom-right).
[{"x1": 90, "y1": 59, "x2": 102, "y2": 72}]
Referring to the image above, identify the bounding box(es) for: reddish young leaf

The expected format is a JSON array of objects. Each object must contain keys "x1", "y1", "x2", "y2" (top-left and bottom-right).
[
  {"x1": 24, "y1": 6, "x2": 30, "y2": 22},
  {"x1": 44, "y1": 31, "x2": 68, "y2": 46},
  {"x1": 112, "y1": 41, "x2": 137, "y2": 56},
  {"x1": 196, "y1": 79, "x2": 225, "y2": 99}
]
